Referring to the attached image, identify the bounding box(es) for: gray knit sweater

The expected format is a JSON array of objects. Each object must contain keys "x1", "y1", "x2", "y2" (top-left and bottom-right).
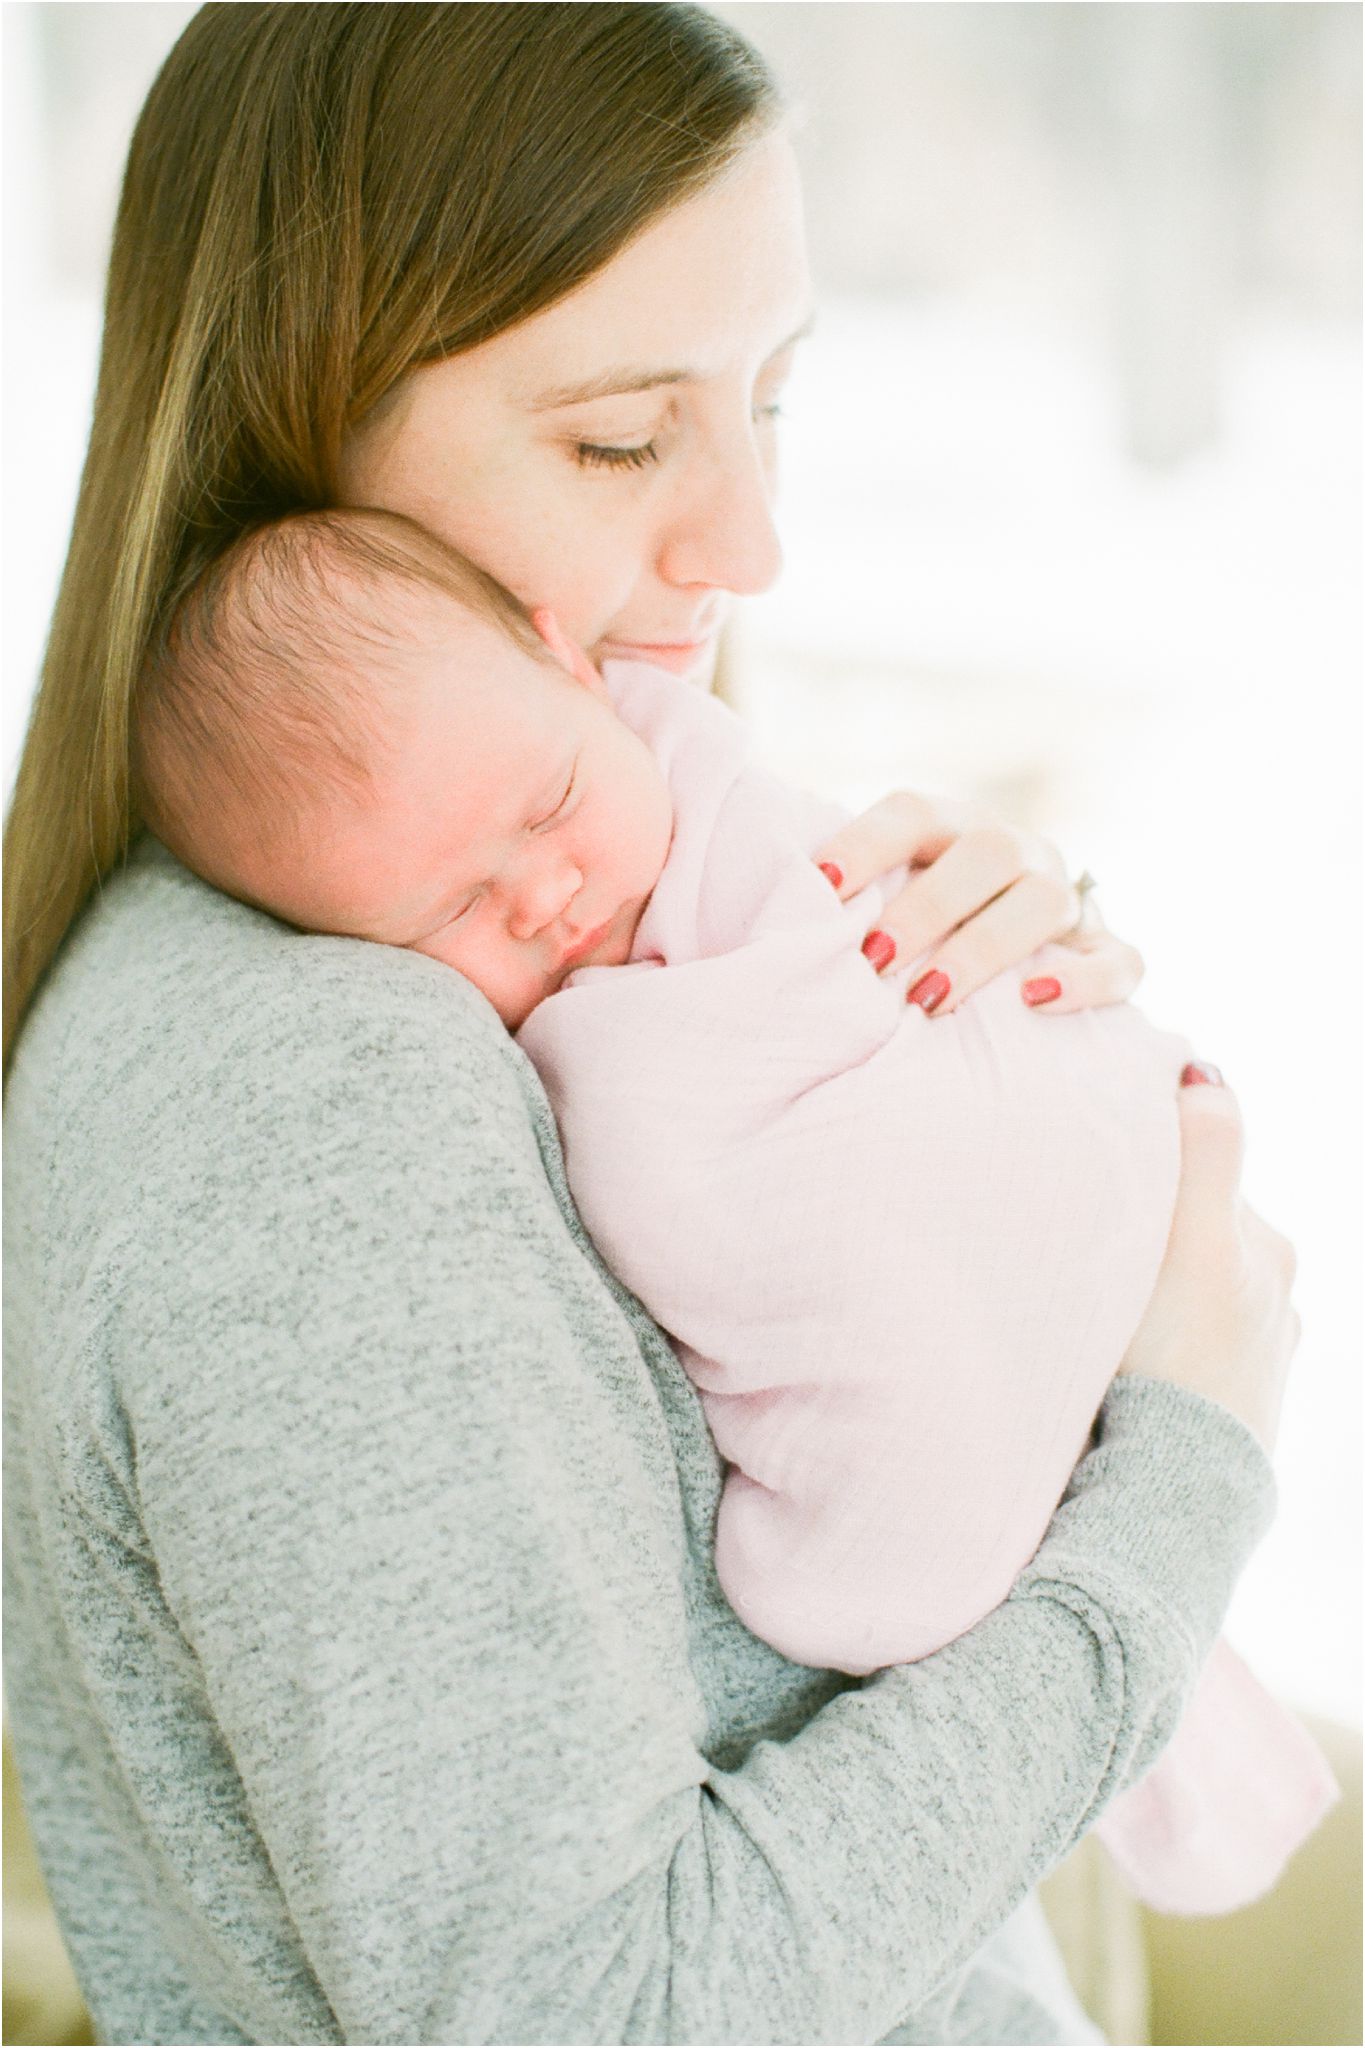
[{"x1": 3, "y1": 836, "x2": 1276, "y2": 2047}]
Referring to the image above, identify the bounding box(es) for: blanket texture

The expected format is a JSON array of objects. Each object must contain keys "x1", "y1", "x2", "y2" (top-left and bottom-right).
[{"x1": 517, "y1": 659, "x2": 1336, "y2": 1915}]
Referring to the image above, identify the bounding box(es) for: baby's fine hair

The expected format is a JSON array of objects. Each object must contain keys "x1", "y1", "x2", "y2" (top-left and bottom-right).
[{"x1": 133, "y1": 507, "x2": 545, "y2": 880}]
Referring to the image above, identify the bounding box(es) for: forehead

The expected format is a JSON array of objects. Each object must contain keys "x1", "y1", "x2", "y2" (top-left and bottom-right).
[
  {"x1": 471, "y1": 131, "x2": 811, "y2": 400},
  {"x1": 384, "y1": 594, "x2": 556, "y2": 745}
]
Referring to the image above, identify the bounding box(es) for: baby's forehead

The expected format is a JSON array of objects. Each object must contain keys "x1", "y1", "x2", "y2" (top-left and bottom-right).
[
  {"x1": 373, "y1": 579, "x2": 569, "y2": 754},
  {"x1": 385, "y1": 573, "x2": 542, "y2": 681}
]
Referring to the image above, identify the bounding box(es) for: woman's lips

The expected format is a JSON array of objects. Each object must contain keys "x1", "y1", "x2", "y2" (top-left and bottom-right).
[{"x1": 598, "y1": 636, "x2": 715, "y2": 676}]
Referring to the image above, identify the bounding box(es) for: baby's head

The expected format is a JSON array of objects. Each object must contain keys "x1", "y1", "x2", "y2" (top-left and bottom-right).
[{"x1": 135, "y1": 509, "x2": 673, "y2": 1028}]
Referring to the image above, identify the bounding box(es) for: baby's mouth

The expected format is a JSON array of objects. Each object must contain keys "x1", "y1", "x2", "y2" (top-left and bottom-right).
[{"x1": 556, "y1": 919, "x2": 613, "y2": 973}]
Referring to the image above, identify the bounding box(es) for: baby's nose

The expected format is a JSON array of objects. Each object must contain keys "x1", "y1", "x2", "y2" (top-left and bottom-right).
[{"x1": 506, "y1": 856, "x2": 583, "y2": 941}]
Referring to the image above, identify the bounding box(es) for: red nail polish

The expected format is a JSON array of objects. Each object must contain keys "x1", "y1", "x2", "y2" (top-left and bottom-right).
[
  {"x1": 817, "y1": 861, "x2": 844, "y2": 891},
  {"x1": 1180, "y1": 1061, "x2": 1225, "y2": 1088},
  {"x1": 1022, "y1": 977, "x2": 1062, "y2": 1008},
  {"x1": 907, "y1": 968, "x2": 950, "y2": 1013},
  {"x1": 861, "y1": 928, "x2": 896, "y2": 972}
]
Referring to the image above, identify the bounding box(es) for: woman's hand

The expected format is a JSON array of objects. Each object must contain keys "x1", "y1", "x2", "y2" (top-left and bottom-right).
[
  {"x1": 1119, "y1": 1071, "x2": 1300, "y2": 1457},
  {"x1": 813, "y1": 791, "x2": 1143, "y2": 1017}
]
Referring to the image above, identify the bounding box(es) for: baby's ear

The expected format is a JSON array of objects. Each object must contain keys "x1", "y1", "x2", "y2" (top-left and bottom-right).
[{"x1": 530, "y1": 607, "x2": 607, "y2": 698}]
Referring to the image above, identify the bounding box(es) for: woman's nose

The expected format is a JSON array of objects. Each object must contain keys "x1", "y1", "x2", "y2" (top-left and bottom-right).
[
  {"x1": 505, "y1": 853, "x2": 583, "y2": 941},
  {"x1": 656, "y1": 433, "x2": 783, "y2": 597}
]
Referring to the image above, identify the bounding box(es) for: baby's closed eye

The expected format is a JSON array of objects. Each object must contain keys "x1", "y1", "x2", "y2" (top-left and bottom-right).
[{"x1": 531, "y1": 763, "x2": 579, "y2": 831}]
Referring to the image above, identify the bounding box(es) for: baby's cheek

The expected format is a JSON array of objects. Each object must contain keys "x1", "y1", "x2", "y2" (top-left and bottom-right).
[
  {"x1": 447, "y1": 931, "x2": 553, "y2": 1031},
  {"x1": 637, "y1": 777, "x2": 675, "y2": 896},
  {"x1": 605, "y1": 735, "x2": 673, "y2": 894},
  {"x1": 491, "y1": 958, "x2": 549, "y2": 1029}
]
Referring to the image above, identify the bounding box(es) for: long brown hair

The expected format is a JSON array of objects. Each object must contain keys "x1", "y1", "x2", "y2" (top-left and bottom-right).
[{"x1": 3, "y1": 1, "x2": 779, "y2": 1066}]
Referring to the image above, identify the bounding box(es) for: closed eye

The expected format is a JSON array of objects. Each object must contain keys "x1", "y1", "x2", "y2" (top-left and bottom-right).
[
  {"x1": 574, "y1": 441, "x2": 658, "y2": 472},
  {"x1": 574, "y1": 400, "x2": 785, "y2": 474},
  {"x1": 531, "y1": 762, "x2": 578, "y2": 829},
  {"x1": 441, "y1": 885, "x2": 486, "y2": 927},
  {"x1": 401, "y1": 884, "x2": 485, "y2": 946}
]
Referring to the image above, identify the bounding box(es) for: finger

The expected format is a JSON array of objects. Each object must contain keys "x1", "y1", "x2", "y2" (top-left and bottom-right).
[
  {"x1": 1242, "y1": 1204, "x2": 1299, "y2": 1288},
  {"x1": 1015, "y1": 933, "x2": 1146, "y2": 1014},
  {"x1": 812, "y1": 790, "x2": 978, "y2": 899},
  {"x1": 867, "y1": 826, "x2": 1070, "y2": 972},
  {"x1": 896, "y1": 871, "x2": 1078, "y2": 1014},
  {"x1": 1170, "y1": 1074, "x2": 1246, "y2": 1242}
]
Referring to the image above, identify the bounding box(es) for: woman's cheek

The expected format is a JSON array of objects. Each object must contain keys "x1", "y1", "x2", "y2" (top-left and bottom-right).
[
  {"x1": 558, "y1": 570, "x2": 644, "y2": 660},
  {"x1": 527, "y1": 497, "x2": 649, "y2": 647}
]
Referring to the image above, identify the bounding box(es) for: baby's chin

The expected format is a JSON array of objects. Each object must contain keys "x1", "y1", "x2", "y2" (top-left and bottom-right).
[
  {"x1": 514, "y1": 902, "x2": 645, "y2": 1027},
  {"x1": 605, "y1": 889, "x2": 660, "y2": 970},
  {"x1": 596, "y1": 916, "x2": 640, "y2": 971}
]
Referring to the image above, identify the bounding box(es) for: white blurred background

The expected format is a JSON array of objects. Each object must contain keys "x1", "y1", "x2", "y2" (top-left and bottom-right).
[{"x1": 3, "y1": 2, "x2": 1360, "y2": 1725}]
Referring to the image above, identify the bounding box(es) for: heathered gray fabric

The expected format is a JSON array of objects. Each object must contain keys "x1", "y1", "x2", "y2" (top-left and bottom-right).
[{"x1": 4, "y1": 835, "x2": 1276, "y2": 2048}]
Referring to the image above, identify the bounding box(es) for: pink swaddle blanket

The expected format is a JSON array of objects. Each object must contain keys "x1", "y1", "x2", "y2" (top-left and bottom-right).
[{"x1": 517, "y1": 658, "x2": 1337, "y2": 1914}]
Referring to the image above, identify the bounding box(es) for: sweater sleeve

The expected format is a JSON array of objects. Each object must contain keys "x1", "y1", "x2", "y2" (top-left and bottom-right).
[{"x1": 121, "y1": 951, "x2": 1274, "y2": 2048}]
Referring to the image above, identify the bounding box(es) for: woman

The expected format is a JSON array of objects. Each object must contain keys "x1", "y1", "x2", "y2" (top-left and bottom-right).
[{"x1": 3, "y1": 8, "x2": 1299, "y2": 2043}]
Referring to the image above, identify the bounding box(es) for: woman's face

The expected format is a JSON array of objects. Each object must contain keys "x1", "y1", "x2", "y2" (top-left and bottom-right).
[{"x1": 338, "y1": 132, "x2": 813, "y2": 687}]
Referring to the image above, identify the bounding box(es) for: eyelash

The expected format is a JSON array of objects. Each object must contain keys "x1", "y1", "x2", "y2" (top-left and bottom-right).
[
  {"x1": 575, "y1": 441, "x2": 658, "y2": 473},
  {"x1": 435, "y1": 885, "x2": 484, "y2": 933},
  {"x1": 573, "y1": 403, "x2": 784, "y2": 472},
  {"x1": 531, "y1": 766, "x2": 577, "y2": 831}
]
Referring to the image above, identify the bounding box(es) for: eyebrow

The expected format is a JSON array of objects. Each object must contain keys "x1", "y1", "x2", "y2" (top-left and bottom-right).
[{"x1": 525, "y1": 312, "x2": 817, "y2": 413}]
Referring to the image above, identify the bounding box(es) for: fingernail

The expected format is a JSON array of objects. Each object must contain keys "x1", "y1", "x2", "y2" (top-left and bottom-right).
[
  {"x1": 817, "y1": 861, "x2": 844, "y2": 891},
  {"x1": 861, "y1": 928, "x2": 896, "y2": 972},
  {"x1": 1022, "y1": 976, "x2": 1062, "y2": 1008},
  {"x1": 907, "y1": 968, "x2": 950, "y2": 1014},
  {"x1": 1180, "y1": 1061, "x2": 1225, "y2": 1088}
]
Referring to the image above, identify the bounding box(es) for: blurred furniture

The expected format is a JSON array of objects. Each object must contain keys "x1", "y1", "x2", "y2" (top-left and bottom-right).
[
  {"x1": 2, "y1": 1733, "x2": 92, "y2": 2046},
  {"x1": 1039, "y1": 1708, "x2": 1363, "y2": 2045},
  {"x1": 1140, "y1": 1710, "x2": 1363, "y2": 2046}
]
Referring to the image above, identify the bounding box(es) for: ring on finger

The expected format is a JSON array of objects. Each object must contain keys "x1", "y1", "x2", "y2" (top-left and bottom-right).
[{"x1": 1069, "y1": 869, "x2": 1099, "y2": 932}]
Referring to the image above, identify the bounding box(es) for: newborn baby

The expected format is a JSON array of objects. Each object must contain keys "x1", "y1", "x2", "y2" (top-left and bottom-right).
[
  {"x1": 137, "y1": 513, "x2": 674, "y2": 1026},
  {"x1": 136, "y1": 507, "x2": 1335, "y2": 1915}
]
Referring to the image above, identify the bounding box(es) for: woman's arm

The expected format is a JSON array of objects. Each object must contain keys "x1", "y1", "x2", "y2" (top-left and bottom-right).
[{"x1": 117, "y1": 948, "x2": 1273, "y2": 2046}]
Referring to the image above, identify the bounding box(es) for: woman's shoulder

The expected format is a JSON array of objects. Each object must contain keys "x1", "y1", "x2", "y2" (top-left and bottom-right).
[{"x1": 7, "y1": 836, "x2": 540, "y2": 1176}]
